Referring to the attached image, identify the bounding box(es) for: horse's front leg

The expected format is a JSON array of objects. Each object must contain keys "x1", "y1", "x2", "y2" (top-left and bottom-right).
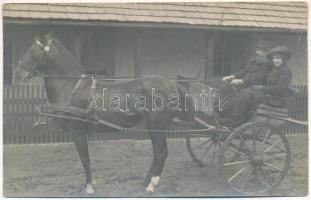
[{"x1": 72, "y1": 131, "x2": 95, "y2": 194}]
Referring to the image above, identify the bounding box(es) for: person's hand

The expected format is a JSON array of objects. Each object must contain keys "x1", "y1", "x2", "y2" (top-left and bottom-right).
[
  {"x1": 230, "y1": 79, "x2": 244, "y2": 86},
  {"x1": 222, "y1": 75, "x2": 235, "y2": 82},
  {"x1": 252, "y1": 85, "x2": 264, "y2": 91}
]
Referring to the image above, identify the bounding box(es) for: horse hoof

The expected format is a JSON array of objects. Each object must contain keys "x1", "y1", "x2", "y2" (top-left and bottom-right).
[
  {"x1": 145, "y1": 176, "x2": 160, "y2": 193},
  {"x1": 85, "y1": 184, "x2": 95, "y2": 194},
  {"x1": 146, "y1": 184, "x2": 155, "y2": 193}
]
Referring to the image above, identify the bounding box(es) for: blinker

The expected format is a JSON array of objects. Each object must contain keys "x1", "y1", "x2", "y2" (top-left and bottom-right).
[{"x1": 44, "y1": 46, "x2": 50, "y2": 52}]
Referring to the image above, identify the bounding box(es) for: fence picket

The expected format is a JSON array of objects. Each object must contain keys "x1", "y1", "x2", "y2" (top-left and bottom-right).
[{"x1": 3, "y1": 84, "x2": 309, "y2": 144}]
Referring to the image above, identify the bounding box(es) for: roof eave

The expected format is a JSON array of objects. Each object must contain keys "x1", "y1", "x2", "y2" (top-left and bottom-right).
[{"x1": 3, "y1": 17, "x2": 307, "y2": 33}]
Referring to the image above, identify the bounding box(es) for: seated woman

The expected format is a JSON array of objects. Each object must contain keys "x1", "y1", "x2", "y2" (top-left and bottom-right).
[{"x1": 218, "y1": 46, "x2": 293, "y2": 127}]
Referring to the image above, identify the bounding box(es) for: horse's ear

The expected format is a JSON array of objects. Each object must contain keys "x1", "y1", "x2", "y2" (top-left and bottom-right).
[
  {"x1": 45, "y1": 31, "x2": 54, "y2": 40},
  {"x1": 34, "y1": 35, "x2": 42, "y2": 42}
]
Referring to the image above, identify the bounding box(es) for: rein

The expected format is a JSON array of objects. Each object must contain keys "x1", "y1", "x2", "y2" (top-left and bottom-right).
[
  {"x1": 40, "y1": 74, "x2": 208, "y2": 83},
  {"x1": 36, "y1": 103, "x2": 229, "y2": 134}
]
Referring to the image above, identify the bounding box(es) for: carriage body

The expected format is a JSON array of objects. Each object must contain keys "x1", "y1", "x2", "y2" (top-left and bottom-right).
[{"x1": 185, "y1": 83, "x2": 306, "y2": 195}]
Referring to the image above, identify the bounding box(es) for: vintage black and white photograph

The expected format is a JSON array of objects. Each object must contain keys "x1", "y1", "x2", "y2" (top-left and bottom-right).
[{"x1": 2, "y1": 0, "x2": 309, "y2": 197}]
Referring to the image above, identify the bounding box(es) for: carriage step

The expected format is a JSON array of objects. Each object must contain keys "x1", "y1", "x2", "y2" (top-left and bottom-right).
[{"x1": 258, "y1": 104, "x2": 289, "y2": 115}]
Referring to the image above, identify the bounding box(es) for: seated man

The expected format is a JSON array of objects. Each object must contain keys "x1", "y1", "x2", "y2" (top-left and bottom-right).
[
  {"x1": 222, "y1": 40, "x2": 272, "y2": 88},
  {"x1": 217, "y1": 40, "x2": 272, "y2": 115},
  {"x1": 220, "y1": 46, "x2": 293, "y2": 127}
]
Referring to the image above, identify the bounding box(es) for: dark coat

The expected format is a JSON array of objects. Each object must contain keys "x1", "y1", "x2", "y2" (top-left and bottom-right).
[
  {"x1": 234, "y1": 59, "x2": 272, "y2": 88},
  {"x1": 262, "y1": 64, "x2": 292, "y2": 97},
  {"x1": 218, "y1": 63, "x2": 292, "y2": 127}
]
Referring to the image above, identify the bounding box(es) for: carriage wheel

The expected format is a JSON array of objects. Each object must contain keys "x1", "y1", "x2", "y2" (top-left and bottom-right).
[
  {"x1": 185, "y1": 114, "x2": 239, "y2": 167},
  {"x1": 218, "y1": 122, "x2": 290, "y2": 195},
  {"x1": 186, "y1": 131, "x2": 224, "y2": 167}
]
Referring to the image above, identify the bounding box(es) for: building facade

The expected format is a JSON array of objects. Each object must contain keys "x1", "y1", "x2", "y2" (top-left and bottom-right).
[{"x1": 3, "y1": 2, "x2": 308, "y2": 85}]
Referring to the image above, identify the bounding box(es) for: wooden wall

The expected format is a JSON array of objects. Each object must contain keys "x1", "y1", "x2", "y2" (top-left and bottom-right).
[
  {"x1": 114, "y1": 29, "x2": 137, "y2": 77},
  {"x1": 138, "y1": 29, "x2": 207, "y2": 79},
  {"x1": 4, "y1": 24, "x2": 307, "y2": 85},
  {"x1": 80, "y1": 27, "x2": 116, "y2": 75},
  {"x1": 114, "y1": 28, "x2": 210, "y2": 79}
]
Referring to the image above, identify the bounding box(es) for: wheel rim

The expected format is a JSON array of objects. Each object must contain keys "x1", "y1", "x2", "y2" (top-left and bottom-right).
[{"x1": 219, "y1": 122, "x2": 290, "y2": 195}]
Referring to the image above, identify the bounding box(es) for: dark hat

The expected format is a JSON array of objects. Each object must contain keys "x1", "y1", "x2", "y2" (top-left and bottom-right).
[
  {"x1": 256, "y1": 40, "x2": 271, "y2": 51},
  {"x1": 267, "y1": 46, "x2": 292, "y2": 60}
]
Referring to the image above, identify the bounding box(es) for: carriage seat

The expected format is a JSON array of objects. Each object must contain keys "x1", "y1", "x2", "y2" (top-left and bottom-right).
[
  {"x1": 259, "y1": 88, "x2": 298, "y2": 109},
  {"x1": 257, "y1": 90, "x2": 296, "y2": 118}
]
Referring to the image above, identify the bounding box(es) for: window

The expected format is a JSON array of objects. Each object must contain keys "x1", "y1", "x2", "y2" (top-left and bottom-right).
[
  {"x1": 213, "y1": 34, "x2": 233, "y2": 76},
  {"x1": 213, "y1": 32, "x2": 247, "y2": 77}
]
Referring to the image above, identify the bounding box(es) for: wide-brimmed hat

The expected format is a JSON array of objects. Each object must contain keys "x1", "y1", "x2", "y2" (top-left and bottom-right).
[
  {"x1": 256, "y1": 40, "x2": 271, "y2": 51},
  {"x1": 266, "y1": 46, "x2": 292, "y2": 60}
]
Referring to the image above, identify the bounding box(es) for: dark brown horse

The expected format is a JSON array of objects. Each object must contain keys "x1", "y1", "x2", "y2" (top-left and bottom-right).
[{"x1": 14, "y1": 34, "x2": 196, "y2": 194}]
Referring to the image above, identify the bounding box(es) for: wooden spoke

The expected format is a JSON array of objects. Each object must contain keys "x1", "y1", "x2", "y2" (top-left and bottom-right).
[
  {"x1": 239, "y1": 134, "x2": 252, "y2": 156},
  {"x1": 264, "y1": 153, "x2": 287, "y2": 161},
  {"x1": 186, "y1": 133, "x2": 224, "y2": 166},
  {"x1": 260, "y1": 129, "x2": 272, "y2": 152},
  {"x1": 227, "y1": 166, "x2": 247, "y2": 182},
  {"x1": 253, "y1": 124, "x2": 256, "y2": 152},
  {"x1": 260, "y1": 167, "x2": 274, "y2": 187},
  {"x1": 192, "y1": 138, "x2": 213, "y2": 151},
  {"x1": 211, "y1": 151, "x2": 217, "y2": 164},
  {"x1": 199, "y1": 140, "x2": 215, "y2": 160},
  {"x1": 228, "y1": 143, "x2": 250, "y2": 158},
  {"x1": 240, "y1": 167, "x2": 252, "y2": 191},
  {"x1": 263, "y1": 139, "x2": 286, "y2": 153},
  {"x1": 226, "y1": 148, "x2": 248, "y2": 159},
  {"x1": 223, "y1": 159, "x2": 250, "y2": 166},
  {"x1": 264, "y1": 140, "x2": 280, "y2": 153},
  {"x1": 263, "y1": 163, "x2": 283, "y2": 172}
]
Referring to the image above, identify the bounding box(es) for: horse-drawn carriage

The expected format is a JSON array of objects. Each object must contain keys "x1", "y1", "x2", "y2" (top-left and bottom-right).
[
  {"x1": 182, "y1": 79, "x2": 306, "y2": 194},
  {"x1": 14, "y1": 34, "x2": 307, "y2": 195}
]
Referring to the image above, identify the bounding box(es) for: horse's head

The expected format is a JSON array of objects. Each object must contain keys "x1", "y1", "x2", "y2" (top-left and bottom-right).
[{"x1": 14, "y1": 34, "x2": 53, "y2": 81}]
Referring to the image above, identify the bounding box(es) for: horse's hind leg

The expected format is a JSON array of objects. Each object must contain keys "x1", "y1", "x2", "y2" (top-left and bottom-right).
[
  {"x1": 143, "y1": 138, "x2": 157, "y2": 188},
  {"x1": 72, "y1": 131, "x2": 95, "y2": 194},
  {"x1": 153, "y1": 134, "x2": 168, "y2": 177},
  {"x1": 145, "y1": 132, "x2": 168, "y2": 193}
]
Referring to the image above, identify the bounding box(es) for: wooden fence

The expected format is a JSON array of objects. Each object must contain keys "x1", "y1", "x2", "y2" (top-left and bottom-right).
[{"x1": 3, "y1": 84, "x2": 308, "y2": 144}]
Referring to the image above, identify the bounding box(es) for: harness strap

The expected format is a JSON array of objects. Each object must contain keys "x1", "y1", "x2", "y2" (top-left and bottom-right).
[
  {"x1": 86, "y1": 76, "x2": 97, "y2": 113},
  {"x1": 66, "y1": 74, "x2": 87, "y2": 106}
]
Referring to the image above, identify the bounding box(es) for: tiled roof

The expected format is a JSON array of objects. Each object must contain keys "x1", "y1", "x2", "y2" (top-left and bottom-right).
[{"x1": 3, "y1": 2, "x2": 308, "y2": 31}]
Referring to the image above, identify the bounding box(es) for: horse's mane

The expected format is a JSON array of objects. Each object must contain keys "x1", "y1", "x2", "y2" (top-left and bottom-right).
[{"x1": 51, "y1": 38, "x2": 86, "y2": 74}]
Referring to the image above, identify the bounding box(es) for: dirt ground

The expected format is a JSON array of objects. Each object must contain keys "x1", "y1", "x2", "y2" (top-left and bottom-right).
[{"x1": 3, "y1": 135, "x2": 308, "y2": 197}]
